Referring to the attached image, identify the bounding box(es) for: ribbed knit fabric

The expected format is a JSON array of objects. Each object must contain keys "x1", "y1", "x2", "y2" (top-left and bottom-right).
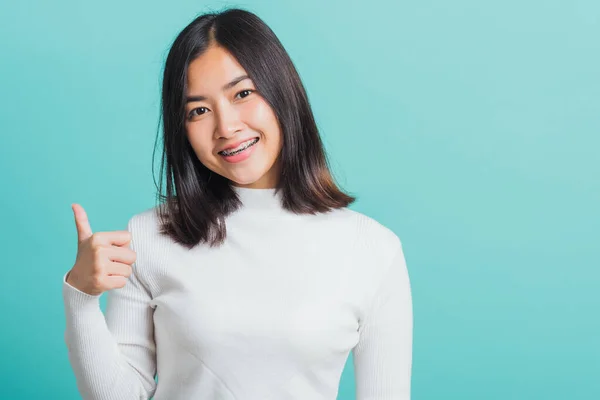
[{"x1": 62, "y1": 186, "x2": 413, "y2": 400}]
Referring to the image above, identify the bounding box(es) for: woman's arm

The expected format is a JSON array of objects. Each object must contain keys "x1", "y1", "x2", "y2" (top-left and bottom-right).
[
  {"x1": 352, "y1": 243, "x2": 413, "y2": 399},
  {"x1": 63, "y1": 218, "x2": 157, "y2": 400}
]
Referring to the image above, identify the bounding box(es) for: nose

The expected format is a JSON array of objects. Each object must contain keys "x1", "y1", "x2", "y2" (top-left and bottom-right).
[{"x1": 214, "y1": 102, "x2": 244, "y2": 139}]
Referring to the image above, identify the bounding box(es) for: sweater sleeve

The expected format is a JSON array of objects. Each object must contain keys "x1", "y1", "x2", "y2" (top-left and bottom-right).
[
  {"x1": 62, "y1": 218, "x2": 157, "y2": 400},
  {"x1": 352, "y1": 243, "x2": 413, "y2": 399}
]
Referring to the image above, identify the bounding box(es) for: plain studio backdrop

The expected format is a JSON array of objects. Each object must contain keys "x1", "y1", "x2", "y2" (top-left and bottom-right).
[{"x1": 1, "y1": 0, "x2": 598, "y2": 398}]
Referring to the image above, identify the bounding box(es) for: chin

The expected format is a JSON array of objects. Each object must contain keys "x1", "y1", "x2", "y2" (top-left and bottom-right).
[
  {"x1": 227, "y1": 173, "x2": 264, "y2": 187},
  {"x1": 222, "y1": 163, "x2": 271, "y2": 186}
]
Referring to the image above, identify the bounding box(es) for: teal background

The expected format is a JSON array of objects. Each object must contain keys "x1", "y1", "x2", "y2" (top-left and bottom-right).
[{"x1": 1, "y1": 0, "x2": 598, "y2": 398}]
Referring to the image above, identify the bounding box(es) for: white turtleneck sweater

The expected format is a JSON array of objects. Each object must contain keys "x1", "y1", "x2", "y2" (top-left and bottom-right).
[{"x1": 62, "y1": 186, "x2": 413, "y2": 400}]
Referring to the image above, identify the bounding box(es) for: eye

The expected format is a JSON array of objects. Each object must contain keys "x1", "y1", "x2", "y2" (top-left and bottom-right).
[
  {"x1": 188, "y1": 107, "x2": 208, "y2": 119},
  {"x1": 235, "y1": 89, "x2": 254, "y2": 99}
]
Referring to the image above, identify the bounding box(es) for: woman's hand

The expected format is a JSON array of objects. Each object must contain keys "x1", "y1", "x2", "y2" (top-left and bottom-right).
[{"x1": 66, "y1": 204, "x2": 137, "y2": 296}]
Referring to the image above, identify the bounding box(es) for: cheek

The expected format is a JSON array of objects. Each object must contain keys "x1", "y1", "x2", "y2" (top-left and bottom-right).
[
  {"x1": 186, "y1": 125, "x2": 215, "y2": 160},
  {"x1": 247, "y1": 103, "x2": 282, "y2": 150},
  {"x1": 244, "y1": 100, "x2": 279, "y2": 133}
]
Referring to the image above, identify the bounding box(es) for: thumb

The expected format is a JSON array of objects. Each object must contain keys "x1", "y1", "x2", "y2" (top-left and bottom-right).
[{"x1": 72, "y1": 203, "x2": 93, "y2": 243}]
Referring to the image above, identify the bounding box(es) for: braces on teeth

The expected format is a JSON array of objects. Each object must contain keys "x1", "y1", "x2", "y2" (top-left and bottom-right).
[{"x1": 220, "y1": 138, "x2": 258, "y2": 156}]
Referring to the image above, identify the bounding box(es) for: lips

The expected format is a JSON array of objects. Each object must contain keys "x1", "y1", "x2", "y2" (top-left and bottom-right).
[{"x1": 218, "y1": 137, "x2": 259, "y2": 156}]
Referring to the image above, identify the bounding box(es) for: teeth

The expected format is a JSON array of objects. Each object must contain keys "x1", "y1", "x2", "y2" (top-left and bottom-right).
[{"x1": 220, "y1": 138, "x2": 258, "y2": 156}]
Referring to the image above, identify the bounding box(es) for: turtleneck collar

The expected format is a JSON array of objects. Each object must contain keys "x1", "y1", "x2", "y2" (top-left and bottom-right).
[{"x1": 231, "y1": 185, "x2": 283, "y2": 210}]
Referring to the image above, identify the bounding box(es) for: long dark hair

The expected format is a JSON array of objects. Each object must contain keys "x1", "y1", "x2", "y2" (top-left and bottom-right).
[{"x1": 153, "y1": 7, "x2": 355, "y2": 249}]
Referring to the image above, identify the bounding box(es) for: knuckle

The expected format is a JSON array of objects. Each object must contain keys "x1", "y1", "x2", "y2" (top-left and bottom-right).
[
  {"x1": 91, "y1": 274, "x2": 103, "y2": 288},
  {"x1": 90, "y1": 233, "x2": 102, "y2": 247},
  {"x1": 92, "y1": 249, "x2": 104, "y2": 266}
]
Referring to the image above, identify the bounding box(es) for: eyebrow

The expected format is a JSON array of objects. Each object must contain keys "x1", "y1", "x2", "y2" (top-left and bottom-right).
[{"x1": 185, "y1": 75, "x2": 251, "y2": 103}]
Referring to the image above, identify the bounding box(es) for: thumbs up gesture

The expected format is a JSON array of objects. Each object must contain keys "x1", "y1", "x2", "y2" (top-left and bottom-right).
[{"x1": 66, "y1": 204, "x2": 137, "y2": 296}]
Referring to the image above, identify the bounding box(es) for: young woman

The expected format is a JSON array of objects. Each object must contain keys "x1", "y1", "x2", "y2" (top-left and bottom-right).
[{"x1": 63, "y1": 8, "x2": 413, "y2": 400}]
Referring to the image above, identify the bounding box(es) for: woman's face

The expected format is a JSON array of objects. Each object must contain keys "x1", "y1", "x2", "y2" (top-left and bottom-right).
[{"x1": 184, "y1": 45, "x2": 283, "y2": 189}]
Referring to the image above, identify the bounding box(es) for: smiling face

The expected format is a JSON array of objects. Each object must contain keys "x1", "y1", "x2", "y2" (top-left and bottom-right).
[{"x1": 184, "y1": 45, "x2": 283, "y2": 189}]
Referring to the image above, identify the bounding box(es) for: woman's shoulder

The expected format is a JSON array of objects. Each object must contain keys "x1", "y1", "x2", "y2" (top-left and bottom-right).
[
  {"x1": 322, "y1": 208, "x2": 404, "y2": 291},
  {"x1": 124, "y1": 206, "x2": 171, "y2": 291},
  {"x1": 125, "y1": 205, "x2": 174, "y2": 255},
  {"x1": 127, "y1": 206, "x2": 161, "y2": 236},
  {"x1": 325, "y1": 207, "x2": 402, "y2": 256}
]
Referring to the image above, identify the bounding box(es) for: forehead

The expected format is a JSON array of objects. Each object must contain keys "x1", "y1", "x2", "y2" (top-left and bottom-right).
[{"x1": 186, "y1": 46, "x2": 248, "y2": 92}]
